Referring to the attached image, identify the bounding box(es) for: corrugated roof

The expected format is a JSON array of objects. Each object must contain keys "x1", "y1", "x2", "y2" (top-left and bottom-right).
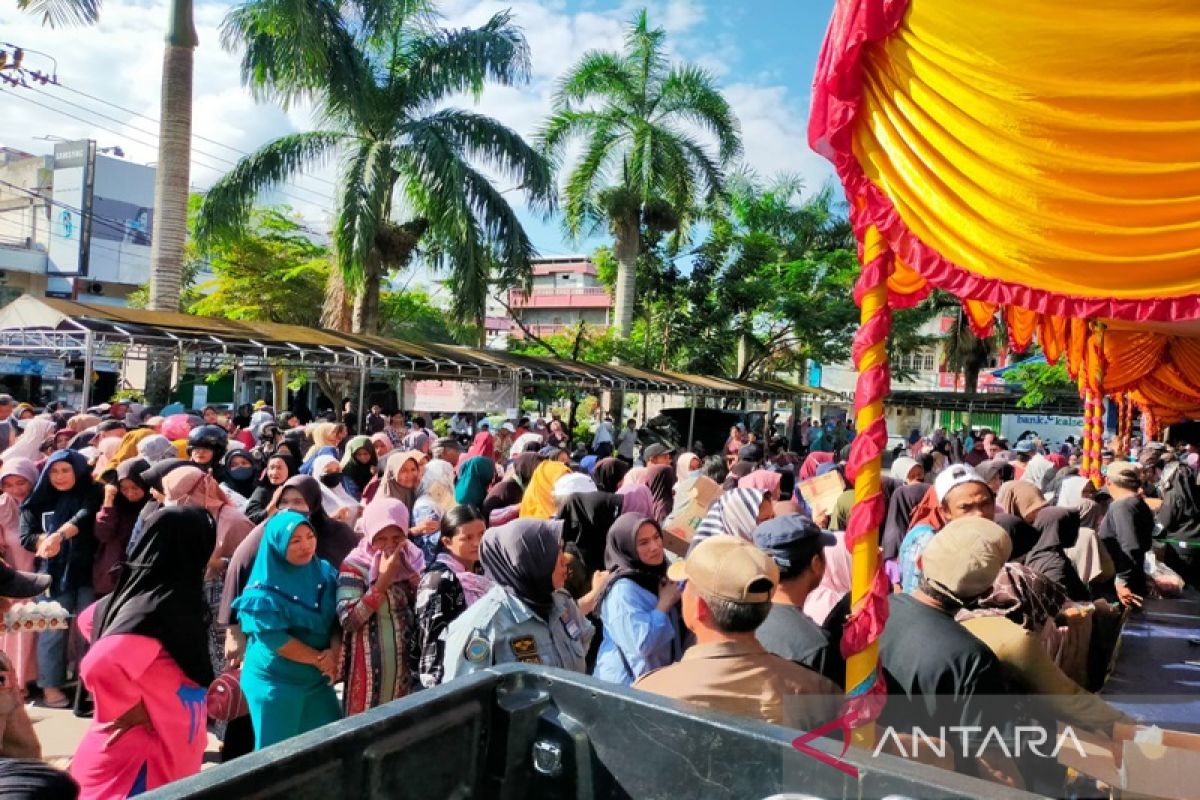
[{"x1": 0, "y1": 296, "x2": 828, "y2": 400}]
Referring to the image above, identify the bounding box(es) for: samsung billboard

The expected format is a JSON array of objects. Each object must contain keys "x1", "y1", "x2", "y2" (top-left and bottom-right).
[{"x1": 47, "y1": 139, "x2": 155, "y2": 287}]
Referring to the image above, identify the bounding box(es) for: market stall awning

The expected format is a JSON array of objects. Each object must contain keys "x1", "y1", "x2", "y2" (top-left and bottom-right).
[{"x1": 0, "y1": 296, "x2": 822, "y2": 402}]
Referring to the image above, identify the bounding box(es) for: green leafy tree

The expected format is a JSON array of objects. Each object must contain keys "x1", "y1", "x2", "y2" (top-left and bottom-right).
[
  {"x1": 378, "y1": 290, "x2": 469, "y2": 344},
  {"x1": 539, "y1": 9, "x2": 741, "y2": 340},
  {"x1": 1007, "y1": 357, "x2": 1075, "y2": 408},
  {"x1": 197, "y1": 0, "x2": 554, "y2": 334}
]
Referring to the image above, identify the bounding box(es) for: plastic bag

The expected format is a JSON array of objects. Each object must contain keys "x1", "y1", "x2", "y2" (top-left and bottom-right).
[{"x1": 1144, "y1": 552, "x2": 1185, "y2": 598}]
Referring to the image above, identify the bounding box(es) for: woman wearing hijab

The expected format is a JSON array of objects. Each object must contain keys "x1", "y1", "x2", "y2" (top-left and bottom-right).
[
  {"x1": 690, "y1": 488, "x2": 772, "y2": 550},
  {"x1": 799, "y1": 451, "x2": 834, "y2": 482},
  {"x1": 1056, "y1": 475, "x2": 1114, "y2": 586},
  {"x1": 339, "y1": 435, "x2": 377, "y2": 500},
  {"x1": 442, "y1": 519, "x2": 592, "y2": 680},
  {"x1": 300, "y1": 422, "x2": 342, "y2": 474},
  {"x1": 997, "y1": 480, "x2": 1049, "y2": 523},
  {"x1": 219, "y1": 449, "x2": 260, "y2": 507},
  {"x1": 373, "y1": 450, "x2": 426, "y2": 514},
  {"x1": 1026, "y1": 507, "x2": 1090, "y2": 601},
  {"x1": 1, "y1": 417, "x2": 58, "y2": 465},
  {"x1": 92, "y1": 459, "x2": 149, "y2": 596},
  {"x1": 244, "y1": 453, "x2": 298, "y2": 525},
  {"x1": 482, "y1": 452, "x2": 541, "y2": 518},
  {"x1": 370, "y1": 432, "x2": 394, "y2": 461},
  {"x1": 465, "y1": 430, "x2": 495, "y2": 460},
  {"x1": 615, "y1": 483, "x2": 654, "y2": 517},
  {"x1": 519, "y1": 461, "x2": 571, "y2": 519},
  {"x1": 233, "y1": 511, "x2": 342, "y2": 749},
  {"x1": 1157, "y1": 461, "x2": 1200, "y2": 591},
  {"x1": 643, "y1": 464, "x2": 677, "y2": 524},
  {"x1": 19, "y1": 450, "x2": 101, "y2": 708},
  {"x1": 455, "y1": 456, "x2": 496, "y2": 511},
  {"x1": 1021, "y1": 454, "x2": 1057, "y2": 499},
  {"x1": 591, "y1": 457, "x2": 631, "y2": 494},
  {"x1": 412, "y1": 459, "x2": 457, "y2": 534},
  {"x1": 882, "y1": 458, "x2": 930, "y2": 566},
  {"x1": 136, "y1": 434, "x2": 177, "y2": 465},
  {"x1": 803, "y1": 530, "x2": 853, "y2": 627},
  {"x1": 70, "y1": 505, "x2": 214, "y2": 798},
  {"x1": 593, "y1": 514, "x2": 682, "y2": 685},
  {"x1": 957, "y1": 563, "x2": 1128, "y2": 732},
  {"x1": 338, "y1": 499, "x2": 425, "y2": 715},
  {"x1": 738, "y1": 469, "x2": 781, "y2": 498},
  {"x1": 558, "y1": 491, "x2": 625, "y2": 574},
  {"x1": 0, "y1": 458, "x2": 41, "y2": 692},
  {"x1": 161, "y1": 466, "x2": 255, "y2": 677},
  {"x1": 104, "y1": 429, "x2": 155, "y2": 476},
  {"x1": 415, "y1": 505, "x2": 493, "y2": 687}
]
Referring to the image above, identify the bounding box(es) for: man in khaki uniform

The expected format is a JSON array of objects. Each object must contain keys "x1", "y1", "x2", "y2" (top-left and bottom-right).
[{"x1": 633, "y1": 536, "x2": 841, "y2": 729}]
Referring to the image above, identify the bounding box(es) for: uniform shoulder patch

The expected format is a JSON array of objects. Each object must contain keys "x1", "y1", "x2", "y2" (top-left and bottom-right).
[
  {"x1": 464, "y1": 633, "x2": 491, "y2": 664},
  {"x1": 510, "y1": 635, "x2": 541, "y2": 664}
]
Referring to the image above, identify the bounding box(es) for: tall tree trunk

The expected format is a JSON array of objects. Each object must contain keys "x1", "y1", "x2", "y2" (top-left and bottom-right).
[
  {"x1": 352, "y1": 251, "x2": 383, "y2": 334},
  {"x1": 609, "y1": 215, "x2": 639, "y2": 417},
  {"x1": 736, "y1": 329, "x2": 750, "y2": 376},
  {"x1": 612, "y1": 215, "x2": 639, "y2": 338},
  {"x1": 964, "y1": 361, "x2": 982, "y2": 394},
  {"x1": 321, "y1": 267, "x2": 352, "y2": 332},
  {"x1": 144, "y1": 0, "x2": 197, "y2": 404}
]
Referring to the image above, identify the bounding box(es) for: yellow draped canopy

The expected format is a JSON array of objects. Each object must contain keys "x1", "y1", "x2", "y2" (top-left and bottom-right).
[{"x1": 811, "y1": 0, "x2": 1200, "y2": 423}]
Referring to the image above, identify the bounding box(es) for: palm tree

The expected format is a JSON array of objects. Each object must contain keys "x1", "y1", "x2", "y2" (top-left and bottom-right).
[
  {"x1": 20, "y1": 0, "x2": 198, "y2": 402},
  {"x1": 197, "y1": 0, "x2": 554, "y2": 335},
  {"x1": 539, "y1": 9, "x2": 741, "y2": 338}
]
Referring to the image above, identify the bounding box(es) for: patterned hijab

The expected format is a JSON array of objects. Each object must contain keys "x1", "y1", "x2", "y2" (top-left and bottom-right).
[{"x1": 692, "y1": 488, "x2": 767, "y2": 546}]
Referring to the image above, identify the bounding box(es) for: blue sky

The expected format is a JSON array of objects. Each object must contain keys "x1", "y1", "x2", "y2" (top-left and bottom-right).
[{"x1": 2, "y1": 0, "x2": 841, "y2": 259}]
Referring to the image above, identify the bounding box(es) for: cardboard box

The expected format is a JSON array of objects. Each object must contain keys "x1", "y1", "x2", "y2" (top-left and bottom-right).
[
  {"x1": 1061, "y1": 723, "x2": 1200, "y2": 799},
  {"x1": 662, "y1": 477, "x2": 722, "y2": 557},
  {"x1": 798, "y1": 470, "x2": 845, "y2": 519}
]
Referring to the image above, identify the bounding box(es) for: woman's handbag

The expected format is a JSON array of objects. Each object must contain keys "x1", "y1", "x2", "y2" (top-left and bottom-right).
[{"x1": 207, "y1": 669, "x2": 249, "y2": 721}]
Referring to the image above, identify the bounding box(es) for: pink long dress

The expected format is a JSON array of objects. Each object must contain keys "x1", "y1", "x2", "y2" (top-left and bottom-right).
[
  {"x1": 70, "y1": 604, "x2": 207, "y2": 799},
  {"x1": 0, "y1": 495, "x2": 38, "y2": 688}
]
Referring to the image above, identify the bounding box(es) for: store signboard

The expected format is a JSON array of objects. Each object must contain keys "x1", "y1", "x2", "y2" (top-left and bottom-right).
[
  {"x1": 403, "y1": 380, "x2": 515, "y2": 413},
  {"x1": 0, "y1": 356, "x2": 66, "y2": 379}
]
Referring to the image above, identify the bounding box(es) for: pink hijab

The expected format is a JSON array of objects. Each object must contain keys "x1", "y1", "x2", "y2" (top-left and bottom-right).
[
  {"x1": 344, "y1": 498, "x2": 424, "y2": 586},
  {"x1": 466, "y1": 431, "x2": 495, "y2": 460},
  {"x1": 799, "y1": 452, "x2": 834, "y2": 481},
  {"x1": 161, "y1": 414, "x2": 193, "y2": 442},
  {"x1": 0, "y1": 458, "x2": 38, "y2": 568},
  {"x1": 161, "y1": 466, "x2": 253, "y2": 560},
  {"x1": 370, "y1": 432, "x2": 394, "y2": 457},
  {"x1": 803, "y1": 530, "x2": 853, "y2": 626},
  {"x1": 623, "y1": 466, "x2": 649, "y2": 487},
  {"x1": 738, "y1": 469, "x2": 782, "y2": 497}
]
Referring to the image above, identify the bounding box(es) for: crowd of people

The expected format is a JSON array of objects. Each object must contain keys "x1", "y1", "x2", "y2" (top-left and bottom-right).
[{"x1": 0, "y1": 390, "x2": 1193, "y2": 795}]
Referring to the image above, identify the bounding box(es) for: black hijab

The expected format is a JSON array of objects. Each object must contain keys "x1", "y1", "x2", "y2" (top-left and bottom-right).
[
  {"x1": 592, "y1": 457, "x2": 630, "y2": 493},
  {"x1": 92, "y1": 505, "x2": 216, "y2": 686},
  {"x1": 479, "y1": 518, "x2": 562, "y2": 620},
  {"x1": 994, "y1": 511, "x2": 1041, "y2": 563},
  {"x1": 113, "y1": 458, "x2": 150, "y2": 514},
  {"x1": 1027, "y1": 506, "x2": 1089, "y2": 600},
  {"x1": 558, "y1": 491, "x2": 624, "y2": 573},
  {"x1": 1158, "y1": 461, "x2": 1200, "y2": 542},
  {"x1": 221, "y1": 449, "x2": 260, "y2": 498},
  {"x1": 23, "y1": 449, "x2": 94, "y2": 529},
  {"x1": 599, "y1": 512, "x2": 668, "y2": 605},
  {"x1": 882, "y1": 483, "x2": 928, "y2": 560},
  {"x1": 482, "y1": 452, "x2": 543, "y2": 515}
]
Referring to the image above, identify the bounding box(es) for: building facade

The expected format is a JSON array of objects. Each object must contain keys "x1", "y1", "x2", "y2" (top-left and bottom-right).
[
  {"x1": 491, "y1": 255, "x2": 613, "y2": 347},
  {"x1": 0, "y1": 141, "x2": 157, "y2": 308}
]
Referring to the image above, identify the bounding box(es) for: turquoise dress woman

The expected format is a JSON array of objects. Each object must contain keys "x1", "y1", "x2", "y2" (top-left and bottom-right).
[{"x1": 233, "y1": 510, "x2": 342, "y2": 749}]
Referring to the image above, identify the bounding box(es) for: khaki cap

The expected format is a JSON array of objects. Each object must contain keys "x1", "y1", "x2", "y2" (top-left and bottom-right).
[
  {"x1": 667, "y1": 536, "x2": 779, "y2": 602},
  {"x1": 921, "y1": 517, "x2": 1011, "y2": 603},
  {"x1": 1106, "y1": 461, "x2": 1141, "y2": 488}
]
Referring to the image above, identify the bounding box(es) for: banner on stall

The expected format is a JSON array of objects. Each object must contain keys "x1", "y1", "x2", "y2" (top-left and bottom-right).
[{"x1": 403, "y1": 381, "x2": 516, "y2": 414}]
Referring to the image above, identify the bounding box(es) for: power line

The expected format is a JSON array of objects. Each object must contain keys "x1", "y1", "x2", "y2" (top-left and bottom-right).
[
  {"x1": 0, "y1": 177, "x2": 151, "y2": 241},
  {"x1": 49, "y1": 80, "x2": 341, "y2": 189},
  {"x1": 0, "y1": 85, "x2": 336, "y2": 215},
  {"x1": 0, "y1": 213, "x2": 155, "y2": 270},
  {"x1": 23, "y1": 82, "x2": 335, "y2": 207}
]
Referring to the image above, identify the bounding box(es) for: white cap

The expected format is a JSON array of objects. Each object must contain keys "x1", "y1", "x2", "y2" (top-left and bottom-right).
[{"x1": 934, "y1": 463, "x2": 988, "y2": 503}]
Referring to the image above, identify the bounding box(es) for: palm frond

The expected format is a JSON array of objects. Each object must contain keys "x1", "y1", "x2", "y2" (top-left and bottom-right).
[
  {"x1": 414, "y1": 109, "x2": 555, "y2": 215},
  {"x1": 625, "y1": 9, "x2": 667, "y2": 109},
  {"x1": 563, "y1": 120, "x2": 623, "y2": 236},
  {"x1": 334, "y1": 140, "x2": 394, "y2": 287},
  {"x1": 654, "y1": 65, "x2": 742, "y2": 162},
  {"x1": 553, "y1": 50, "x2": 638, "y2": 110},
  {"x1": 16, "y1": 0, "x2": 99, "y2": 27},
  {"x1": 655, "y1": 126, "x2": 724, "y2": 202},
  {"x1": 220, "y1": 0, "x2": 367, "y2": 111},
  {"x1": 195, "y1": 131, "x2": 345, "y2": 248},
  {"x1": 399, "y1": 10, "x2": 531, "y2": 107},
  {"x1": 536, "y1": 109, "x2": 622, "y2": 164}
]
